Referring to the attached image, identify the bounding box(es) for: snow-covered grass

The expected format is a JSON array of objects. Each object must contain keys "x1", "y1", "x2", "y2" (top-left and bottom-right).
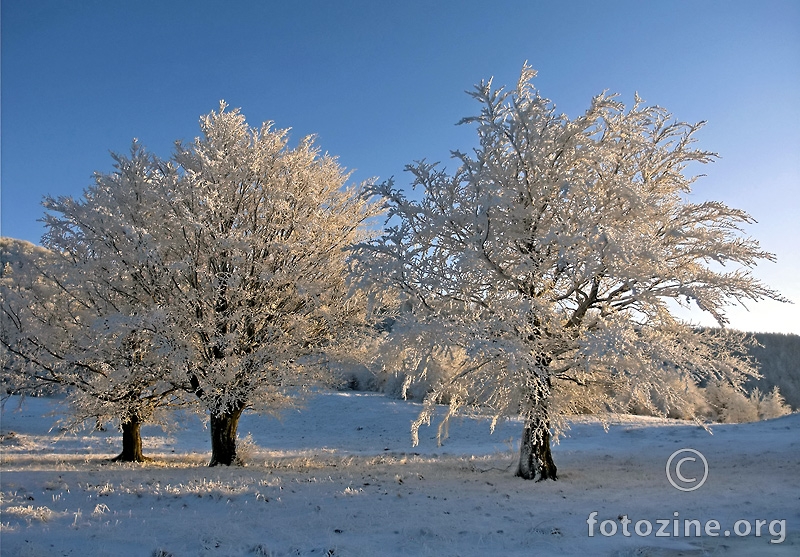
[{"x1": 1, "y1": 393, "x2": 798, "y2": 556}]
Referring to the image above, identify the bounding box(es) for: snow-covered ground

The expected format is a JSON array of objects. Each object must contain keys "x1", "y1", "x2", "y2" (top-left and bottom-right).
[{"x1": 1, "y1": 392, "x2": 798, "y2": 556}]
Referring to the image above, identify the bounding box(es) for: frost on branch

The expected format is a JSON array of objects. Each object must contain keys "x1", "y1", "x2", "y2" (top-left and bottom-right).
[{"x1": 353, "y1": 64, "x2": 788, "y2": 480}]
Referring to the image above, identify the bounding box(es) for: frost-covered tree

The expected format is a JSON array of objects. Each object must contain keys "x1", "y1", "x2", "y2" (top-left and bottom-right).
[
  {"x1": 354, "y1": 65, "x2": 787, "y2": 480},
  {"x1": 1, "y1": 144, "x2": 184, "y2": 462},
  {"x1": 161, "y1": 104, "x2": 380, "y2": 465},
  {"x1": 1, "y1": 200, "x2": 178, "y2": 463},
  {"x1": 41, "y1": 145, "x2": 184, "y2": 463}
]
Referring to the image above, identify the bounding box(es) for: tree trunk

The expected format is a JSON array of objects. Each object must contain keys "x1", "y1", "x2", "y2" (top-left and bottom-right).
[
  {"x1": 516, "y1": 420, "x2": 558, "y2": 481},
  {"x1": 111, "y1": 416, "x2": 147, "y2": 463},
  {"x1": 208, "y1": 405, "x2": 245, "y2": 466}
]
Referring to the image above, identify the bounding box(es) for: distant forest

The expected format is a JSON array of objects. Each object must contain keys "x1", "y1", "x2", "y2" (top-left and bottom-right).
[{"x1": 746, "y1": 332, "x2": 800, "y2": 411}]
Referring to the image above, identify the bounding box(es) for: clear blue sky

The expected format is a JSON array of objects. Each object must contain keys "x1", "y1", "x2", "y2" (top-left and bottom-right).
[{"x1": 2, "y1": 0, "x2": 798, "y2": 334}]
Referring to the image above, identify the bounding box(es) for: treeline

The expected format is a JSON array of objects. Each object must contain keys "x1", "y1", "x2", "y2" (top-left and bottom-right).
[
  {"x1": 335, "y1": 331, "x2": 796, "y2": 423},
  {"x1": 746, "y1": 332, "x2": 800, "y2": 410}
]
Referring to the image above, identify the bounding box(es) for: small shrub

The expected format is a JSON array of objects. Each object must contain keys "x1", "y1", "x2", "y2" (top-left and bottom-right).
[
  {"x1": 235, "y1": 433, "x2": 258, "y2": 465},
  {"x1": 753, "y1": 386, "x2": 792, "y2": 420}
]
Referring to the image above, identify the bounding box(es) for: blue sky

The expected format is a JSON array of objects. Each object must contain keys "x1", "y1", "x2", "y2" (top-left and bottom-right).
[{"x1": 2, "y1": 0, "x2": 798, "y2": 334}]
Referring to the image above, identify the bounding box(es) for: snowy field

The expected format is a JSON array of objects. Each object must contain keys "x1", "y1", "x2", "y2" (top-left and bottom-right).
[{"x1": 1, "y1": 392, "x2": 798, "y2": 556}]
